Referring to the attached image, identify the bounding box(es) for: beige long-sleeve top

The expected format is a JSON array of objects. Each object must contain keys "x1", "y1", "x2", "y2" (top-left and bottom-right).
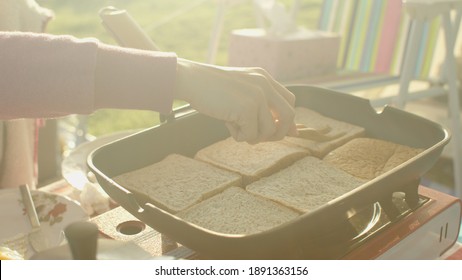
[{"x1": 0, "y1": 31, "x2": 178, "y2": 119}]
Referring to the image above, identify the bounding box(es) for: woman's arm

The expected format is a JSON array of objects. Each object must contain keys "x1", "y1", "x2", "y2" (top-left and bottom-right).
[
  {"x1": 0, "y1": 31, "x2": 177, "y2": 119},
  {"x1": 0, "y1": 31, "x2": 296, "y2": 143}
]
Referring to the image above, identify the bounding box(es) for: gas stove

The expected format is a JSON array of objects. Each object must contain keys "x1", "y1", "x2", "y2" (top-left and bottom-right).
[{"x1": 342, "y1": 186, "x2": 461, "y2": 259}]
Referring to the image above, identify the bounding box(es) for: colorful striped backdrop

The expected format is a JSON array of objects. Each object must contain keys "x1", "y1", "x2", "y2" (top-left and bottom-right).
[{"x1": 318, "y1": 0, "x2": 441, "y2": 78}]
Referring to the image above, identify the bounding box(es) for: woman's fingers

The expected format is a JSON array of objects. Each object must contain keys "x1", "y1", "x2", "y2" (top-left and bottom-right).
[
  {"x1": 247, "y1": 67, "x2": 296, "y2": 110},
  {"x1": 174, "y1": 59, "x2": 296, "y2": 144},
  {"x1": 224, "y1": 88, "x2": 275, "y2": 144},
  {"x1": 244, "y1": 69, "x2": 296, "y2": 141}
]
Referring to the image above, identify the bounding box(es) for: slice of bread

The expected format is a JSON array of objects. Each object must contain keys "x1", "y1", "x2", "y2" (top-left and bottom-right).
[
  {"x1": 194, "y1": 137, "x2": 309, "y2": 185},
  {"x1": 283, "y1": 107, "x2": 365, "y2": 157},
  {"x1": 323, "y1": 138, "x2": 423, "y2": 180},
  {"x1": 246, "y1": 156, "x2": 365, "y2": 213},
  {"x1": 177, "y1": 187, "x2": 300, "y2": 235},
  {"x1": 113, "y1": 154, "x2": 241, "y2": 213}
]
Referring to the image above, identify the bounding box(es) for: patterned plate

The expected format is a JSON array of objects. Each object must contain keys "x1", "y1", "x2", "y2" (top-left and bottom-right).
[{"x1": 0, "y1": 188, "x2": 89, "y2": 259}]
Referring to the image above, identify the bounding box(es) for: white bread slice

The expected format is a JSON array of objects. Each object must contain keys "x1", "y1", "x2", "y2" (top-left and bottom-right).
[
  {"x1": 177, "y1": 187, "x2": 300, "y2": 235},
  {"x1": 323, "y1": 138, "x2": 423, "y2": 180},
  {"x1": 246, "y1": 156, "x2": 365, "y2": 213},
  {"x1": 194, "y1": 137, "x2": 309, "y2": 185},
  {"x1": 113, "y1": 154, "x2": 241, "y2": 213},
  {"x1": 283, "y1": 107, "x2": 365, "y2": 157}
]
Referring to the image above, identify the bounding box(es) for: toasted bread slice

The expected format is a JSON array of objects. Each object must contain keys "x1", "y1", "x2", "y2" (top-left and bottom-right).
[
  {"x1": 323, "y1": 138, "x2": 423, "y2": 180},
  {"x1": 177, "y1": 186, "x2": 300, "y2": 235},
  {"x1": 284, "y1": 107, "x2": 365, "y2": 157},
  {"x1": 246, "y1": 156, "x2": 365, "y2": 213},
  {"x1": 113, "y1": 154, "x2": 241, "y2": 213},
  {"x1": 195, "y1": 137, "x2": 309, "y2": 185}
]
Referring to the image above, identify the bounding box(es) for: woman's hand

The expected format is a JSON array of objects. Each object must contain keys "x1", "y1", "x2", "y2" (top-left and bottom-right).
[{"x1": 175, "y1": 58, "x2": 297, "y2": 144}]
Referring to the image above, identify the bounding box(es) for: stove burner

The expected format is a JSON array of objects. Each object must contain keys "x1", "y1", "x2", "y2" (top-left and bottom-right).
[{"x1": 344, "y1": 188, "x2": 430, "y2": 258}]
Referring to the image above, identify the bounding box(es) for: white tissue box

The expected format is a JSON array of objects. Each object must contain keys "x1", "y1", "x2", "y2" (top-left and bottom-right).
[{"x1": 228, "y1": 28, "x2": 340, "y2": 82}]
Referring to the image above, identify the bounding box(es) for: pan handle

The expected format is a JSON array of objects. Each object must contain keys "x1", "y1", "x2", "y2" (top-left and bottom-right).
[
  {"x1": 98, "y1": 175, "x2": 144, "y2": 214},
  {"x1": 159, "y1": 103, "x2": 196, "y2": 123}
]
